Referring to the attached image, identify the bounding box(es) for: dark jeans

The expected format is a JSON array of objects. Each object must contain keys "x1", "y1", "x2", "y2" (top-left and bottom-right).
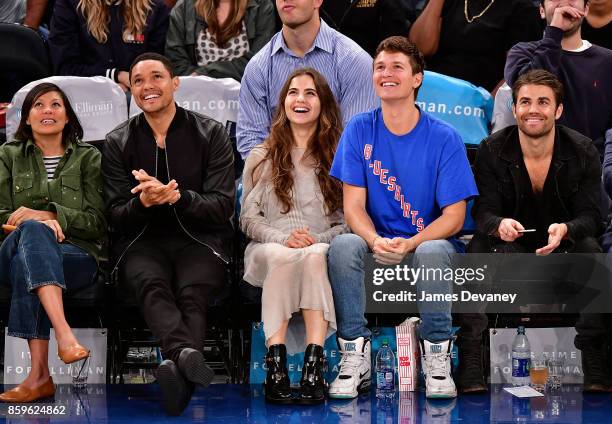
[
  {"x1": 120, "y1": 233, "x2": 226, "y2": 363},
  {"x1": 458, "y1": 234, "x2": 609, "y2": 350},
  {"x1": 0, "y1": 221, "x2": 97, "y2": 340}
]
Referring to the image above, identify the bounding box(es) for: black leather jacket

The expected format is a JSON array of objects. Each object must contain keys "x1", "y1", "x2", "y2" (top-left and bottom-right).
[
  {"x1": 102, "y1": 107, "x2": 235, "y2": 270},
  {"x1": 472, "y1": 125, "x2": 602, "y2": 243}
]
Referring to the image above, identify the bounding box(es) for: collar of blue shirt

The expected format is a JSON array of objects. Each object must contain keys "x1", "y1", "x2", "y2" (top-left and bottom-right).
[{"x1": 271, "y1": 19, "x2": 335, "y2": 57}]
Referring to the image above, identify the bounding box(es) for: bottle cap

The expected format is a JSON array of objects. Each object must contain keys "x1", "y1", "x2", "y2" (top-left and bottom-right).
[
  {"x1": 518, "y1": 326, "x2": 525, "y2": 333},
  {"x1": 382, "y1": 338, "x2": 389, "y2": 345}
]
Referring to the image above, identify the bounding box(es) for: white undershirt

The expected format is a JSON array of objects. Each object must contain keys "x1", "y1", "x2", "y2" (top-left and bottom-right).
[{"x1": 567, "y1": 39, "x2": 592, "y2": 52}]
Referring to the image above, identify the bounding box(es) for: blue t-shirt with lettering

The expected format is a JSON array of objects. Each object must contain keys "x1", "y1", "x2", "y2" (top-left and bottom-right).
[{"x1": 330, "y1": 107, "x2": 478, "y2": 251}]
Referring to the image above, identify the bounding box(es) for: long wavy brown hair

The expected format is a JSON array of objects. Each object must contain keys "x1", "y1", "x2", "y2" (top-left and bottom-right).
[
  {"x1": 254, "y1": 68, "x2": 343, "y2": 215},
  {"x1": 195, "y1": 0, "x2": 247, "y2": 46},
  {"x1": 77, "y1": 0, "x2": 153, "y2": 44}
]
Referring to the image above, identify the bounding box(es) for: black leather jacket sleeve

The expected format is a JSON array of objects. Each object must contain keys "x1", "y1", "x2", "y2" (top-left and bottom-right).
[
  {"x1": 564, "y1": 144, "x2": 602, "y2": 241},
  {"x1": 102, "y1": 120, "x2": 152, "y2": 235},
  {"x1": 173, "y1": 120, "x2": 235, "y2": 228},
  {"x1": 471, "y1": 140, "x2": 504, "y2": 236}
]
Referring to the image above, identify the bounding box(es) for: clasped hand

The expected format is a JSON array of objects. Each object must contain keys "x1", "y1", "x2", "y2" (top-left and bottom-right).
[
  {"x1": 372, "y1": 237, "x2": 415, "y2": 265},
  {"x1": 284, "y1": 227, "x2": 316, "y2": 248},
  {"x1": 6, "y1": 208, "x2": 64, "y2": 242},
  {"x1": 6, "y1": 207, "x2": 55, "y2": 226},
  {"x1": 131, "y1": 169, "x2": 180, "y2": 207}
]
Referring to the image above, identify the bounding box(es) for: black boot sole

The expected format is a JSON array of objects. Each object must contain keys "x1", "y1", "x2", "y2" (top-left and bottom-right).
[
  {"x1": 179, "y1": 349, "x2": 214, "y2": 388},
  {"x1": 295, "y1": 395, "x2": 326, "y2": 405},
  {"x1": 459, "y1": 385, "x2": 488, "y2": 394},
  {"x1": 157, "y1": 360, "x2": 191, "y2": 416},
  {"x1": 263, "y1": 385, "x2": 294, "y2": 405},
  {"x1": 583, "y1": 383, "x2": 609, "y2": 393}
]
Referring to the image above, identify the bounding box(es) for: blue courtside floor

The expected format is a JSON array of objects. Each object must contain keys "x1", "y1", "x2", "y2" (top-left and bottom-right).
[{"x1": 0, "y1": 384, "x2": 611, "y2": 423}]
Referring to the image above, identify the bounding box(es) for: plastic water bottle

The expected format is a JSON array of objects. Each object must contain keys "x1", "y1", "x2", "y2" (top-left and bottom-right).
[
  {"x1": 511, "y1": 326, "x2": 531, "y2": 386},
  {"x1": 376, "y1": 339, "x2": 395, "y2": 399}
]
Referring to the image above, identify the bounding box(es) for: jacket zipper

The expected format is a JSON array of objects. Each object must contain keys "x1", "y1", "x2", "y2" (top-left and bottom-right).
[
  {"x1": 111, "y1": 133, "x2": 231, "y2": 279},
  {"x1": 163, "y1": 139, "x2": 229, "y2": 265},
  {"x1": 110, "y1": 223, "x2": 149, "y2": 282}
]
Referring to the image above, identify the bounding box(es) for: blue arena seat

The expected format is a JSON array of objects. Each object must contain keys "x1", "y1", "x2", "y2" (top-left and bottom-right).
[{"x1": 417, "y1": 71, "x2": 494, "y2": 146}]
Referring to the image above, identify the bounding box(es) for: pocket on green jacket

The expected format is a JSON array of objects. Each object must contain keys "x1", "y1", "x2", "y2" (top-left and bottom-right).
[
  {"x1": 61, "y1": 175, "x2": 83, "y2": 209},
  {"x1": 13, "y1": 175, "x2": 34, "y2": 206},
  {"x1": 13, "y1": 176, "x2": 33, "y2": 194}
]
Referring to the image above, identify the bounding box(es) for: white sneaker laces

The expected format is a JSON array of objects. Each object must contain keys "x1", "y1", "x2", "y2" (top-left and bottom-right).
[
  {"x1": 338, "y1": 349, "x2": 366, "y2": 376},
  {"x1": 427, "y1": 352, "x2": 450, "y2": 379}
]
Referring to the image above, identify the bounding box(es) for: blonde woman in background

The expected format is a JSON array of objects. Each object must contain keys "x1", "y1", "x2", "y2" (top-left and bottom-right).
[
  {"x1": 49, "y1": 0, "x2": 170, "y2": 91},
  {"x1": 165, "y1": 0, "x2": 274, "y2": 81}
]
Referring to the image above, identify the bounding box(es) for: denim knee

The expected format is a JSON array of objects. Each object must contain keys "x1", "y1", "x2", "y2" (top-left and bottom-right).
[
  {"x1": 328, "y1": 233, "x2": 368, "y2": 264},
  {"x1": 18, "y1": 219, "x2": 53, "y2": 235},
  {"x1": 414, "y1": 239, "x2": 454, "y2": 268}
]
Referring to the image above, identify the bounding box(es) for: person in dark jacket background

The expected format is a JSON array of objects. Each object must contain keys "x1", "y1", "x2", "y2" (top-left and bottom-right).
[
  {"x1": 320, "y1": 0, "x2": 413, "y2": 57},
  {"x1": 102, "y1": 53, "x2": 235, "y2": 416},
  {"x1": 48, "y1": 0, "x2": 169, "y2": 91},
  {"x1": 457, "y1": 70, "x2": 609, "y2": 395},
  {"x1": 165, "y1": 0, "x2": 274, "y2": 80}
]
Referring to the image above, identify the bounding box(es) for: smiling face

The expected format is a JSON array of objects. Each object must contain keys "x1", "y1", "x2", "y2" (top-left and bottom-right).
[
  {"x1": 373, "y1": 51, "x2": 423, "y2": 103},
  {"x1": 513, "y1": 84, "x2": 563, "y2": 139},
  {"x1": 276, "y1": 0, "x2": 322, "y2": 29},
  {"x1": 26, "y1": 91, "x2": 68, "y2": 140},
  {"x1": 284, "y1": 74, "x2": 321, "y2": 128},
  {"x1": 130, "y1": 59, "x2": 179, "y2": 115}
]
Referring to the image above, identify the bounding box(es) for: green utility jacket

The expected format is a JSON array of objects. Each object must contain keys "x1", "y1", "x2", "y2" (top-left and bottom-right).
[{"x1": 0, "y1": 139, "x2": 106, "y2": 262}]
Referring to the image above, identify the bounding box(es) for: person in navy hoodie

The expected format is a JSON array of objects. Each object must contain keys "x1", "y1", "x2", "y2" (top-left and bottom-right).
[{"x1": 49, "y1": 0, "x2": 169, "y2": 91}]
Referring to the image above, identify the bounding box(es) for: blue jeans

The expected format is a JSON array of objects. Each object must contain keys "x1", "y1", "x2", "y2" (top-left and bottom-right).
[
  {"x1": 0, "y1": 221, "x2": 97, "y2": 340},
  {"x1": 327, "y1": 233, "x2": 455, "y2": 342}
]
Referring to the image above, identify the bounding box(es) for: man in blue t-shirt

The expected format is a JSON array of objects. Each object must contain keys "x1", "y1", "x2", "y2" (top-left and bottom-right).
[{"x1": 327, "y1": 36, "x2": 478, "y2": 400}]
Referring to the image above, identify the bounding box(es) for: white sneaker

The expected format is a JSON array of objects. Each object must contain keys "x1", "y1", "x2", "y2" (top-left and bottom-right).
[
  {"x1": 329, "y1": 337, "x2": 372, "y2": 399},
  {"x1": 423, "y1": 398, "x2": 457, "y2": 424},
  {"x1": 421, "y1": 339, "x2": 457, "y2": 399},
  {"x1": 329, "y1": 396, "x2": 371, "y2": 420}
]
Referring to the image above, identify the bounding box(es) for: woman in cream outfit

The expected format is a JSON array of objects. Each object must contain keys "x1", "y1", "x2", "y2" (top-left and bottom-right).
[{"x1": 240, "y1": 68, "x2": 347, "y2": 404}]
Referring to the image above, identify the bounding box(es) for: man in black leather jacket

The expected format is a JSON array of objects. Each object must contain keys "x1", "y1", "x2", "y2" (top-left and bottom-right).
[
  {"x1": 102, "y1": 53, "x2": 234, "y2": 415},
  {"x1": 457, "y1": 70, "x2": 608, "y2": 394}
]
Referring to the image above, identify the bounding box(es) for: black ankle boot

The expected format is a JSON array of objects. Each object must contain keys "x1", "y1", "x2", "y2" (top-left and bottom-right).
[
  {"x1": 582, "y1": 344, "x2": 610, "y2": 392},
  {"x1": 456, "y1": 340, "x2": 487, "y2": 394},
  {"x1": 297, "y1": 344, "x2": 326, "y2": 405},
  {"x1": 264, "y1": 344, "x2": 293, "y2": 404}
]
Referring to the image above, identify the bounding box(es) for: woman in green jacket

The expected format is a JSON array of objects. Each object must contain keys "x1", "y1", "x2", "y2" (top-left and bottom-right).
[
  {"x1": 0, "y1": 82, "x2": 106, "y2": 403},
  {"x1": 165, "y1": 0, "x2": 275, "y2": 80}
]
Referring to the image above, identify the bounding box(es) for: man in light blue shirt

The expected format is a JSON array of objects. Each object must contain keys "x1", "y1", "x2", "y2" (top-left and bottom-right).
[{"x1": 236, "y1": 0, "x2": 378, "y2": 159}]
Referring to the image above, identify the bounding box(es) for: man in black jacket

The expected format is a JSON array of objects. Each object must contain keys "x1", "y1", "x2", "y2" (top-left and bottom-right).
[
  {"x1": 102, "y1": 53, "x2": 235, "y2": 415},
  {"x1": 457, "y1": 70, "x2": 607, "y2": 393}
]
